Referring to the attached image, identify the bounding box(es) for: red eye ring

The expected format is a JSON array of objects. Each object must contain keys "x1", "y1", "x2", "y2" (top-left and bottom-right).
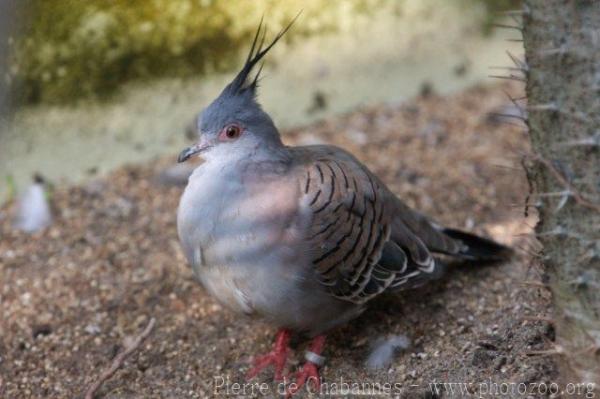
[{"x1": 222, "y1": 124, "x2": 242, "y2": 140}]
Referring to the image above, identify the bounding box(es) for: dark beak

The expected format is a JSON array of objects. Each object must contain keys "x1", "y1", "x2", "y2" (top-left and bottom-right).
[
  {"x1": 177, "y1": 146, "x2": 198, "y2": 163},
  {"x1": 177, "y1": 141, "x2": 211, "y2": 163}
]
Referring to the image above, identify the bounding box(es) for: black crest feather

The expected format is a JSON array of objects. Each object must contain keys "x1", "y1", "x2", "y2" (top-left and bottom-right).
[{"x1": 227, "y1": 13, "x2": 300, "y2": 95}]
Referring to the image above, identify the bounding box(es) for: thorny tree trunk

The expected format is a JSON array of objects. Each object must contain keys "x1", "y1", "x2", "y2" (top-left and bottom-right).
[{"x1": 522, "y1": 0, "x2": 600, "y2": 382}]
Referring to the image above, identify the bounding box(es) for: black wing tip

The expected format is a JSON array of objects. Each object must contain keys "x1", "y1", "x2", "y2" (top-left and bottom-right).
[{"x1": 442, "y1": 228, "x2": 514, "y2": 261}]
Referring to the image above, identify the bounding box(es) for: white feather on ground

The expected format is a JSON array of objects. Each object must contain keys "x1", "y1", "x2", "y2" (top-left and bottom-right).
[
  {"x1": 365, "y1": 335, "x2": 411, "y2": 370},
  {"x1": 13, "y1": 180, "x2": 52, "y2": 233}
]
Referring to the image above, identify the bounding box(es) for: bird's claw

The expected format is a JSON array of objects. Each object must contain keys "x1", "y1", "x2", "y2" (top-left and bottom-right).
[
  {"x1": 246, "y1": 349, "x2": 288, "y2": 381},
  {"x1": 285, "y1": 361, "x2": 321, "y2": 397}
]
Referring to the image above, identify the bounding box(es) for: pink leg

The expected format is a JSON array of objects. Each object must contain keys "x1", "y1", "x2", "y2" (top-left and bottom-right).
[
  {"x1": 246, "y1": 328, "x2": 291, "y2": 381},
  {"x1": 286, "y1": 335, "x2": 326, "y2": 397}
]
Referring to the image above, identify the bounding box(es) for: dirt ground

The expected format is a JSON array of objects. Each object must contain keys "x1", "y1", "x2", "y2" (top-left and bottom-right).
[{"x1": 0, "y1": 82, "x2": 558, "y2": 398}]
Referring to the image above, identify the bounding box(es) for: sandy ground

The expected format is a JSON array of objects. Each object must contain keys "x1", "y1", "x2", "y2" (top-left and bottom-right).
[{"x1": 0, "y1": 82, "x2": 558, "y2": 398}]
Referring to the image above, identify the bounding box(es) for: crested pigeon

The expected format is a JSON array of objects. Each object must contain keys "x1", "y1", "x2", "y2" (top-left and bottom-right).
[{"x1": 176, "y1": 18, "x2": 510, "y2": 394}]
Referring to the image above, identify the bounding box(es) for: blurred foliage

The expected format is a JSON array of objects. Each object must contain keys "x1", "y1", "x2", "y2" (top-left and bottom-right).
[
  {"x1": 464, "y1": 0, "x2": 523, "y2": 34},
  {"x1": 6, "y1": 0, "x2": 520, "y2": 105},
  {"x1": 7, "y1": 0, "x2": 385, "y2": 105}
]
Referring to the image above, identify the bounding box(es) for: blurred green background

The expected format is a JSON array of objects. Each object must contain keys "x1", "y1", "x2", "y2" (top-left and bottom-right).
[{"x1": 7, "y1": 0, "x2": 517, "y2": 105}]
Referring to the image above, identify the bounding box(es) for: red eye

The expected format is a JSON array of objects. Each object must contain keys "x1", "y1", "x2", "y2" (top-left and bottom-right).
[{"x1": 222, "y1": 124, "x2": 242, "y2": 140}]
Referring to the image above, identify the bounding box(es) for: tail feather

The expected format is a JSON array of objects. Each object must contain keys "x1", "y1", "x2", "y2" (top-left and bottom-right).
[{"x1": 442, "y1": 228, "x2": 512, "y2": 261}]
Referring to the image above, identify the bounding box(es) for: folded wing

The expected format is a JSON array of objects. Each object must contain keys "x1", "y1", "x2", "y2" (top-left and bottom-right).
[{"x1": 295, "y1": 146, "x2": 456, "y2": 304}]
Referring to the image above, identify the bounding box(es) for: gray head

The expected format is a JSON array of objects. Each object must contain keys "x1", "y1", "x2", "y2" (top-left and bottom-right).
[{"x1": 178, "y1": 18, "x2": 297, "y2": 163}]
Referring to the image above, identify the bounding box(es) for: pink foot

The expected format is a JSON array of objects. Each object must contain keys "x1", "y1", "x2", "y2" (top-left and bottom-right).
[
  {"x1": 286, "y1": 361, "x2": 321, "y2": 397},
  {"x1": 246, "y1": 329, "x2": 291, "y2": 381},
  {"x1": 286, "y1": 335, "x2": 326, "y2": 397}
]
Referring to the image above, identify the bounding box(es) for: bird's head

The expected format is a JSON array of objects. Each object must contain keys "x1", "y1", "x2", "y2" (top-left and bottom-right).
[{"x1": 178, "y1": 17, "x2": 297, "y2": 164}]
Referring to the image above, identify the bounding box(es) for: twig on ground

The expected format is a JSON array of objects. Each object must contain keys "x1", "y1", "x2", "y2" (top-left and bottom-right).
[
  {"x1": 84, "y1": 317, "x2": 156, "y2": 399},
  {"x1": 526, "y1": 349, "x2": 564, "y2": 357},
  {"x1": 522, "y1": 315, "x2": 554, "y2": 323},
  {"x1": 519, "y1": 281, "x2": 548, "y2": 288}
]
